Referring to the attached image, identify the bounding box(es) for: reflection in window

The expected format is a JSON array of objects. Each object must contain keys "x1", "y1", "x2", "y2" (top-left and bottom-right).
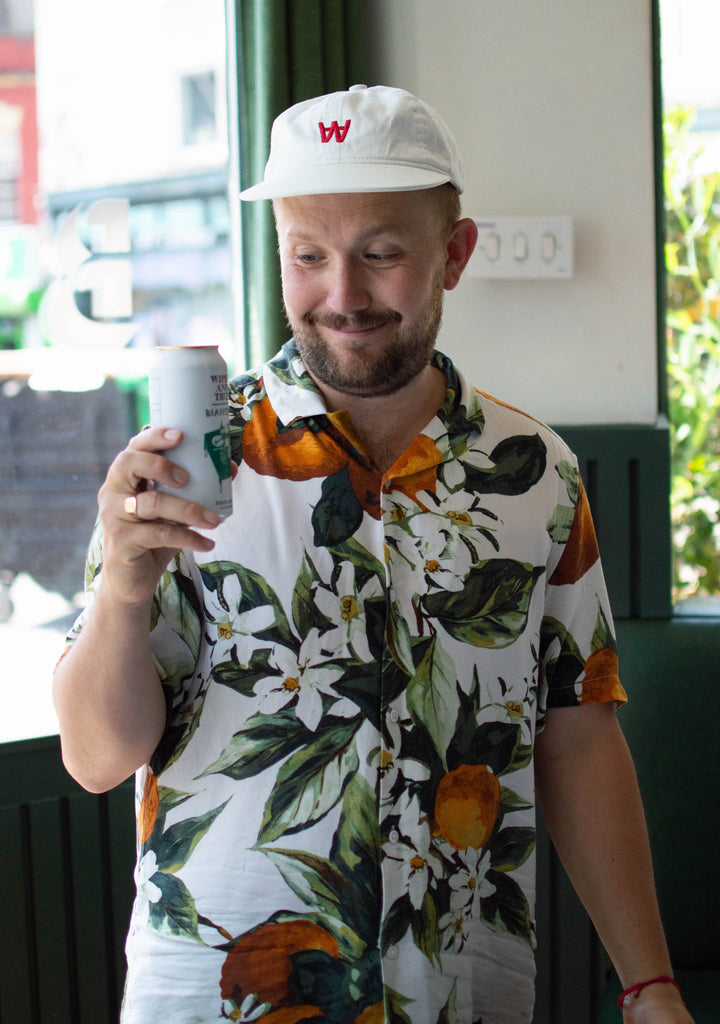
[
  {"x1": 182, "y1": 71, "x2": 217, "y2": 146},
  {"x1": 0, "y1": 0, "x2": 233, "y2": 741}
]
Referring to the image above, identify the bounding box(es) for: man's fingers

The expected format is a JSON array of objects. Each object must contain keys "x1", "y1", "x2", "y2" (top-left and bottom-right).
[
  {"x1": 127, "y1": 426, "x2": 183, "y2": 452},
  {"x1": 124, "y1": 487, "x2": 221, "y2": 528}
]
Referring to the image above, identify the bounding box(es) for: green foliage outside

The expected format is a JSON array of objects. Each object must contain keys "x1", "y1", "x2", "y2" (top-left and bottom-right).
[{"x1": 664, "y1": 105, "x2": 720, "y2": 600}]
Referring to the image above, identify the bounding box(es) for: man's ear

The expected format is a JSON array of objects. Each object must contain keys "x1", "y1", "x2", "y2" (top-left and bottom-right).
[{"x1": 444, "y1": 217, "x2": 478, "y2": 290}]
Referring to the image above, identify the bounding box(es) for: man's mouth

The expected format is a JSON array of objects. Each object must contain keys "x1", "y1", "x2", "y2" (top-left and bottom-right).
[{"x1": 308, "y1": 311, "x2": 402, "y2": 334}]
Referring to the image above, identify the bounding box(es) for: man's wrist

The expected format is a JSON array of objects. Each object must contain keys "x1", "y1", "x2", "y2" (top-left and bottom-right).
[
  {"x1": 620, "y1": 976, "x2": 690, "y2": 1023},
  {"x1": 618, "y1": 975, "x2": 682, "y2": 1009}
]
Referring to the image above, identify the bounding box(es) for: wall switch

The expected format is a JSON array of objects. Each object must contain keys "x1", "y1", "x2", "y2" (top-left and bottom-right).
[{"x1": 467, "y1": 215, "x2": 573, "y2": 279}]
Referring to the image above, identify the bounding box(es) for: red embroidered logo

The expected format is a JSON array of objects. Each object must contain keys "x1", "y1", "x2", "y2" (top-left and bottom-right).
[{"x1": 318, "y1": 119, "x2": 351, "y2": 143}]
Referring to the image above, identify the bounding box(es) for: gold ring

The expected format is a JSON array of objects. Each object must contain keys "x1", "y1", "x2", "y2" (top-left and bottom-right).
[{"x1": 124, "y1": 494, "x2": 139, "y2": 517}]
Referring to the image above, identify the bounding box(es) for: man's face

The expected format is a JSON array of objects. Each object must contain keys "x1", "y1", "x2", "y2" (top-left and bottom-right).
[{"x1": 274, "y1": 190, "x2": 454, "y2": 399}]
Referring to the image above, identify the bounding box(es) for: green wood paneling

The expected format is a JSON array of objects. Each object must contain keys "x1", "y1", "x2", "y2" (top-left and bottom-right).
[{"x1": 0, "y1": 736, "x2": 134, "y2": 1024}]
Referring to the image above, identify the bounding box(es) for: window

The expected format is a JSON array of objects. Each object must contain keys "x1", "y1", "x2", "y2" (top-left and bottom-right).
[
  {"x1": 182, "y1": 70, "x2": 217, "y2": 146},
  {"x1": 0, "y1": 0, "x2": 234, "y2": 742},
  {"x1": 660, "y1": 0, "x2": 720, "y2": 607}
]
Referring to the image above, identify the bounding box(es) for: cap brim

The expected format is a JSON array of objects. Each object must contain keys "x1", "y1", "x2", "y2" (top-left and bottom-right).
[{"x1": 239, "y1": 162, "x2": 455, "y2": 201}]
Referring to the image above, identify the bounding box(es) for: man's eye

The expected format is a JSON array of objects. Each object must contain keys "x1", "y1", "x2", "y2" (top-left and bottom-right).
[
  {"x1": 366, "y1": 252, "x2": 396, "y2": 262},
  {"x1": 297, "y1": 253, "x2": 321, "y2": 264}
]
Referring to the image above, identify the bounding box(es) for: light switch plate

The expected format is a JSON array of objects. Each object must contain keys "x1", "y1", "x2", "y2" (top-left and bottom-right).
[{"x1": 467, "y1": 215, "x2": 573, "y2": 279}]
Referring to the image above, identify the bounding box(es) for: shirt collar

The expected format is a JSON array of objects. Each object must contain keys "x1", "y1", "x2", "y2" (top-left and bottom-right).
[{"x1": 263, "y1": 338, "x2": 484, "y2": 441}]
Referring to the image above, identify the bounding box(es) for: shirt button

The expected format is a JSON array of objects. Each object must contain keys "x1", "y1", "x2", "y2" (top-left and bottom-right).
[
  {"x1": 388, "y1": 828, "x2": 400, "y2": 843},
  {"x1": 386, "y1": 945, "x2": 398, "y2": 960},
  {"x1": 388, "y1": 708, "x2": 399, "y2": 723}
]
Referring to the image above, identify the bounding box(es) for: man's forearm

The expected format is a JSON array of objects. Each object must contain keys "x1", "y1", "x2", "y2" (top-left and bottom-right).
[
  {"x1": 52, "y1": 580, "x2": 167, "y2": 793},
  {"x1": 534, "y1": 704, "x2": 692, "y2": 1022}
]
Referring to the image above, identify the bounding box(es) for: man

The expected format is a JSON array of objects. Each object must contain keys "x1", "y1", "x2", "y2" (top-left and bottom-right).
[{"x1": 54, "y1": 85, "x2": 692, "y2": 1024}]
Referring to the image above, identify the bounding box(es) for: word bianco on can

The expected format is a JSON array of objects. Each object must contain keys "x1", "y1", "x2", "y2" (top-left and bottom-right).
[{"x1": 149, "y1": 345, "x2": 233, "y2": 520}]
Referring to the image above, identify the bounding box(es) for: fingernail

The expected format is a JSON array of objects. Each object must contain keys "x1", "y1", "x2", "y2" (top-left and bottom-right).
[
  {"x1": 172, "y1": 467, "x2": 188, "y2": 485},
  {"x1": 203, "y1": 509, "x2": 221, "y2": 525},
  {"x1": 164, "y1": 428, "x2": 181, "y2": 441}
]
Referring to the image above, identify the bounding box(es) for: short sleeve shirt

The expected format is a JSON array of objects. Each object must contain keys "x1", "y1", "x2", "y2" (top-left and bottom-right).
[{"x1": 69, "y1": 341, "x2": 626, "y2": 1024}]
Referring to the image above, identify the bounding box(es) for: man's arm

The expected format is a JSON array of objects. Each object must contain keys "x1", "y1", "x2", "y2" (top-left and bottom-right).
[
  {"x1": 534, "y1": 702, "x2": 694, "y2": 1024},
  {"x1": 52, "y1": 426, "x2": 221, "y2": 794}
]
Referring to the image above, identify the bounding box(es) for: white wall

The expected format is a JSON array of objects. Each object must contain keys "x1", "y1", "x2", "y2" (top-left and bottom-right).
[{"x1": 367, "y1": 0, "x2": 659, "y2": 425}]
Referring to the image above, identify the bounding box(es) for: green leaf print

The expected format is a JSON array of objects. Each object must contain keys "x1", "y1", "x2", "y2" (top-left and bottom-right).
[
  {"x1": 385, "y1": 595, "x2": 415, "y2": 677},
  {"x1": 407, "y1": 635, "x2": 460, "y2": 767},
  {"x1": 556, "y1": 458, "x2": 579, "y2": 503},
  {"x1": 590, "y1": 603, "x2": 616, "y2": 655},
  {"x1": 463, "y1": 434, "x2": 547, "y2": 495},
  {"x1": 155, "y1": 800, "x2": 230, "y2": 874},
  {"x1": 211, "y1": 646, "x2": 276, "y2": 696},
  {"x1": 546, "y1": 502, "x2": 575, "y2": 543},
  {"x1": 498, "y1": 785, "x2": 533, "y2": 817},
  {"x1": 257, "y1": 776, "x2": 380, "y2": 954},
  {"x1": 292, "y1": 551, "x2": 336, "y2": 640},
  {"x1": 149, "y1": 870, "x2": 199, "y2": 939},
  {"x1": 259, "y1": 847, "x2": 360, "y2": 930},
  {"x1": 327, "y1": 536, "x2": 386, "y2": 592},
  {"x1": 312, "y1": 465, "x2": 363, "y2": 547},
  {"x1": 199, "y1": 708, "x2": 312, "y2": 781},
  {"x1": 330, "y1": 774, "x2": 381, "y2": 938},
  {"x1": 382, "y1": 891, "x2": 414, "y2": 953},
  {"x1": 423, "y1": 559, "x2": 543, "y2": 648},
  {"x1": 540, "y1": 615, "x2": 586, "y2": 700},
  {"x1": 436, "y1": 980, "x2": 461, "y2": 1024},
  {"x1": 257, "y1": 717, "x2": 361, "y2": 844},
  {"x1": 451, "y1": 720, "x2": 532, "y2": 778},
  {"x1": 412, "y1": 890, "x2": 441, "y2": 965},
  {"x1": 480, "y1": 870, "x2": 533, "y2": 943},
  {"x1": 489, "y1": 826, "x2": 536, "y2": 873}
]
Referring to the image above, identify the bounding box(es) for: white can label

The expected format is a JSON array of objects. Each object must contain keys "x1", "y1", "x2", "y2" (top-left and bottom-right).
[{"x1": 149, "y1": 346, "x2": 233, "y2": 520}]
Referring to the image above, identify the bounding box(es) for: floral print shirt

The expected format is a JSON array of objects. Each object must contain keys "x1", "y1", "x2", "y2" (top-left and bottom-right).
[{"x1": 70, "y1": 341, "x2": 626, "y2": 1024}]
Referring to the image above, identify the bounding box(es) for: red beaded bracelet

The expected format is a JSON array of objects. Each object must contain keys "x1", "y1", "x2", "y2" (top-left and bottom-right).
[{"x1": 618, "y1": 975, "x2": 684, "y2": 1009}]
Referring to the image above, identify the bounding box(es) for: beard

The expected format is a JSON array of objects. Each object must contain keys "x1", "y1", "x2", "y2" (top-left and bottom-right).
[{"x1": 289, "y1": 275, "x2": 445, "y2": 399}]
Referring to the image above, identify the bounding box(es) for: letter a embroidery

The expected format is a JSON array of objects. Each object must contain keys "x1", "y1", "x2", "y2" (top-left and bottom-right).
[{"x1": 318, "y1": 120, "x2": 351, "y2": 143}]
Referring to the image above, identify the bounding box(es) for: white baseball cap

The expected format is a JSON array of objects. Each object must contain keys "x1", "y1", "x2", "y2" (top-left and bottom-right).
[{"x1": 239, "y1": 84, "x2": 464, "y2": 201}]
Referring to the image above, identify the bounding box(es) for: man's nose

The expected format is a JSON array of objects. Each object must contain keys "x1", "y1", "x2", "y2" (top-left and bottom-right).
[{"x1": 326, "y1": 260, "x2": 371, "y2": 314}]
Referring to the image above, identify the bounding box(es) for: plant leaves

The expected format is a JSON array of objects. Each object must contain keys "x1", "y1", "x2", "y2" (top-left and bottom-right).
[
  {"x1": 312, "y1": 466, "x2": 363, "y2": 547},
  {"x1": 411, "y1": 890, "x2": 441, "y2": 965},
  {"x1": 199, "y1": 708, "x2": 311, "y2": 780},
  {"x1": 489, "y1": 826, "x2": 536, "y2": 872},
  {"x1": 292, "y1": 551, "x2": 336, "y2": 640},
  {"x1": 211, "y1": 645, "x2": 276, "y2": 695},
  {"x1": 480, "y1": 870, "x2": 533, "y2": 944},
  {"x1": 423, "y1": 559, "x2": 543, "y2": 648},
  {"x1": 406, "y1": 635, "x2": 460, "y2": 766},
  {"x1": 259, "y1": 847, "x2": 354, "y2": 926},
  {"x1": 155, "y1": 799, "x2": 230, "y2": 874},
  {"x1": 257, "y1": 718, "x2": 361, "y2": 844},
  {"x1": 464, "y1": 434, "x2": 547, "y2": 496},
  {"x1": 329, "y1": 774, "x2": 381, "y2": 942},
  {"x1": 148, "y1": 871, "x2": 200, "y2": 938}
]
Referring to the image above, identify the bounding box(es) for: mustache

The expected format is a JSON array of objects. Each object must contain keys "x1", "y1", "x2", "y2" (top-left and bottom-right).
[{"x1": 305, "y1": 310, "x2": 402, "y2": 331}]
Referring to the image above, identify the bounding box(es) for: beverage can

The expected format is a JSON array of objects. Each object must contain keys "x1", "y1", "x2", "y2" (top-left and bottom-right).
[{"x1": 148, "y1": 345, "x2": 233, "y2": 520}]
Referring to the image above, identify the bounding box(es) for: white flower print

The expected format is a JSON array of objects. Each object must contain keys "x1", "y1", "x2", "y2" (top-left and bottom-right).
[
  {"x1": 449, "y1": 847, "x2": 496, "y2": 917},
  {"x1": 136, "y1": 850, "x2": 162, "y2": 904},
  {"x1": 383, "y1": 796, "x2": 444, "y2": 909},
  {"x1": 479, "y1": 674, "x2": 531, "y2": 726},
  {"x1": 439, "y1": 906, "x2": 469, "y2": 953},
  {"x1": 253, "y1": 628, "x2": 357, "y2": 731},
  {"x1": 372, "y1": 714, "x2": 431, "y2": 811},
  {"x1": 221, "y1": 993, "x2": 272, "y2": 1021},
  {"x1": 388, "y1": 524, "x2": 472, "y2": 596},
  {"x1": 204, "y1": 572, "x2": 276, "y2": 661},
  {"x1": 313, "y1": 560, "x2": 383, "y2": 661}
]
